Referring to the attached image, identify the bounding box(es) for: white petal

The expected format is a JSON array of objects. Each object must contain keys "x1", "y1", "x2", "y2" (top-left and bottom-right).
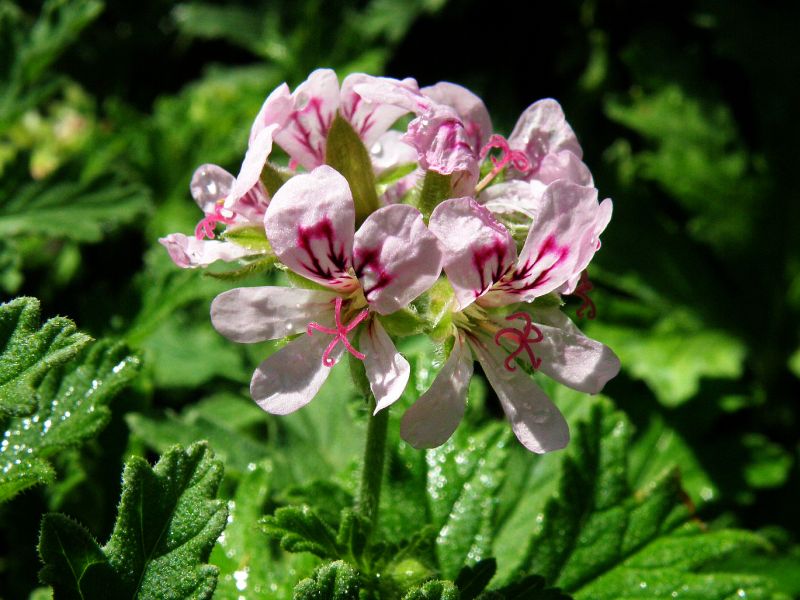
[
  {"x1": 211, "y1": 286, "x2": 338, "y2": 343},
  {"x1": 361, "y1": 320, "x2": 410, "y2": 413},
  {"x1": 250, "y1": 332, "x2": 341, "y2": 415},
  {"x1": 265, "y1": 165, "x2": 357, "y2": 291},
  {"x1": 158, "y1": 233, "x2": 256, "y2": 268},
  {"x1": 353, "y1": 204, "x2": 443, "y2": 314},
  {"x1": 400, "y1": 335, "x2": 473, "y2": 449},
  {"x1": 471, "y1": 336, "x2": 569, "y2": 453},
  {"x1": 533, "y1": 307, "x2": 621, "y2": 394}
]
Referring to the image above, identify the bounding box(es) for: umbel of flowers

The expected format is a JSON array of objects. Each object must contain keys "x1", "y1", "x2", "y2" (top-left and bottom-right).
[{"x1": 160, "y1": 69, "x2": 620, "y2": 454}]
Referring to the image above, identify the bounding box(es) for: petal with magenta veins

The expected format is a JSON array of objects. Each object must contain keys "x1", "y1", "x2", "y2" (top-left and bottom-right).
[
  {"x1": 422, "y1": 81, "x2": 492, "y2": 154},
  {"x1": 483, "y1": 181, "x2": 607, "y2": 305},
  {"x1": 190, "y1": 164, "x2": 234, "y2": 214},
  {"x1": 341, "y1": 74, "x2": 419, "y2": 147},
  {"x1": 470, "y1": 334, "x2": 569, "y2": 453},
  {"x1": 158, "y1": 233, "x2": 257, "y2": 268},
  {"x1": 249, "y1": 82, "x2": 293, "y2": 146},
  {"x1": 530, "y1": 307, "x2": 621, "y2": 394},
  {"x1": 211, "y1": 286, "x2": 338, "y2": 343},
  {"x1": 250, "y1": 332, "x2": 342, "y2": 415},
  {"x1": 265, "y1": 165, "x2": 357, "y2": 291},
  {"x1": 508, "y1": 99, "x2": 583, "y2": 173},
  {"x1": 361, "y1": 319, "x2": 410, "y2": 414},
  {"x1": 400, "y1": 333, "x2": 473, "y2": 449},
  {"x1": 353, "y1": 77, "x2": 429, "y2": 114},
  {"x1": 274, "y1": 68, "x2": 341, "y2": 170},
  {"x1": 225, "y1": 123, "x2": 279, "y2": 209},
  {"x1": 429, "y1": 198, "x2": 517, "y2": 310},
  {"x1": 404, "y1": 105, "x2": 480, "y2": 189},
  {"x1": 353, "y1": 204, "x2": 443, "y2": 314}
]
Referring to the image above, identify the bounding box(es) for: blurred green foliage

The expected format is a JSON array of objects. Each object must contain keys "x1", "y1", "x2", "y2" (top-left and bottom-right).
[{"x1": 1, "y1": 0, "x2": 799, "y2": 597}]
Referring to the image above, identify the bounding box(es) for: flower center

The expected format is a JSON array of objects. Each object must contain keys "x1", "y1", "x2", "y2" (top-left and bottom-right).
[
  {"x1": 306, "y1": 296, "x2": 370, "y2": 367},
  {"x1": 474, "y1": 134, "x2": 533, "y2": 193},
  {"x1": 494, "y1": 311, "x2": 544, "y2": 372},
  {"x1": 194, "y1": 201, "x2": 237, "y2": 240},
  {"x1": 574, "y1": 270, "x2": 596, "y2": 319}
]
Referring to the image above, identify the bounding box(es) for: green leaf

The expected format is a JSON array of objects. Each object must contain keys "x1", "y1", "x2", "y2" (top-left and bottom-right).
[
  {"x1": 126, "y1": 394, "x2": 270, "y2": 476},
  {"x1": 428, "y1": 424, "x2": 511, "y2": 579},
  {"x1": 0, "y1": 178, "x2": 151, "y2": 242},
  {"x1": 586, "y1": 310, "x2": 746, "y2": 406},
  {"x1": 261, "y1": 505, "x2": 341, "y2": 559},
  {"x1": 0, "y1": 297, "x2": 91, "y2": 417},
  {"x1": 211, "y1": 462, "x2": 320, "y2": 600},
  {"x1": 0, "y1": 340, "x2": 139, "y2": 503},
  {"x1": 39, "y1": 442, "x2": 228, "y2": 599},
  {"x1": 325, "y1": 114, "x2": 380, "y2": 225},
  {"x1": 479, "y1": 574, "x2": 571, "y2": 599},
  {"x1": 403, "y1": 580, "x2": 460, "y2": 600},
  {"x1": 0, "y1": 0, "x2": 103, "y2": 130},
  {"x1": 293, "y1": 560, "x2": 361, "y2": 600},
  {"x1": 455, "y1": 558, "x2": 496, "y2": 600},
  {"x1": 38, "y1": 513, "x2": 116, "y2": 599},
  {"x1": 509, "y1": 402, "x2": 782, "y2": 599}
]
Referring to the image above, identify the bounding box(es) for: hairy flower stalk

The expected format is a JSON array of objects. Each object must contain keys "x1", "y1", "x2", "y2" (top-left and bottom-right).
[{"x1": 163, "y1": 68, "x2": 619, "y2": 467}]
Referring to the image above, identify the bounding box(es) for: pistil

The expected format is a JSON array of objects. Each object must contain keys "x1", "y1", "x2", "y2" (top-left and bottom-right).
[
  {"x1": 474, "y1": 134, "x2": 533, "y2": 194},
  {"x1": 307, "y1": 296, "x2": 370, "y2": 366}
]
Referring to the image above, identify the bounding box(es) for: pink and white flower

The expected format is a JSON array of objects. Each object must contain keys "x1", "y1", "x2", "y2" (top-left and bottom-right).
[
  {"x1": 211, "y1": 165, "x2": 443, "y2": 415},
  {"x1": 248, "y1": 68, "x2": 418, "y2": 173},
  {"x1": 400, "y1": 187, "x2": 619, "y2": 453},
  {"x1": 159, "y1": 163, "x2": 270, "y2": 268}
]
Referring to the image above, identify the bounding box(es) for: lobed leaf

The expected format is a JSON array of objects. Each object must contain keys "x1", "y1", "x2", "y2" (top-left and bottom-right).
[
  {"x1": 38, "y1": 442, "x2": 228, "y2": 599},
  {"x1": 0, "y1": 339, "x2": 139, "y2": 502},
  {"x1": 293, "y1": 560, "x2": 361, "y2": 600},
  {"x1": 0, "y1": 297, "x2": 91, "y2": 418}
]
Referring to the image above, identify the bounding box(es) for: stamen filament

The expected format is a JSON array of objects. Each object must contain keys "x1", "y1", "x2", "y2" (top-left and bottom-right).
[
  {"x1": 475, "y1": 134, "x2": 533, "y2": 194},
  {"x1": 574, "y1": 270, "x2": 597, "y2": 319},
  {"x1": 494, "y1": 311, "x2": 544, "y2": 372},
  {"x1": 194, "y1": 201, "x2": 237, "y2": 240},
  {"x1": 307, "y1": 297, "x2": 369, "y2": 366}
]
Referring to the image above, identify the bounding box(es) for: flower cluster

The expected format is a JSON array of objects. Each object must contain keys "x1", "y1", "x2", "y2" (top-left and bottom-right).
[{"x1": 160, "y1": 69, "x2": 620, "y2": 453}]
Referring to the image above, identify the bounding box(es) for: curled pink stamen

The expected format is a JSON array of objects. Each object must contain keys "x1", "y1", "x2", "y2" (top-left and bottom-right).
[
  {"x1": 574, "y1": 270, "x2": 597, "y2": 320},
  {"x1": 475, "y1": 134, "x2": 533, "y2": 193},
  {"x1": 494, "y1": 311, "x2": 544, "y2": 372},
  {"x1": 194, "y1": 203, "x2": 237, "y2": 240},
  {"x1": 307, "y1": 297, "x2": 369, "y2": 367}
]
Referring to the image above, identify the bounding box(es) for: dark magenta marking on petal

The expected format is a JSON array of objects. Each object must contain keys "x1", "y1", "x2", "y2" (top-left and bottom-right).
[
  {"x1": 297, "y1": 217, "x2": 350, "y2": 281},
  {"x1": 498, "y1": 234, "x2": 569, "y2": 295},
  {"x1": 354, "y1": 246, "x2": 394, "y2": 299},
  {"x1": 472, "y1": 238, "x2": 511, "y2": 297}
]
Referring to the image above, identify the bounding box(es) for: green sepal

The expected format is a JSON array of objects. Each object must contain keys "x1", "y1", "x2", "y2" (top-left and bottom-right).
[
  {"x1": 261, "y1": 161, "x2": 293, "y2": 196},
  {"x1": 348, "y1": 346, "x2": 373, "y2": 400},
  {"x1": 377, "y1": 162, "x2": 417, "y2": 186},
  {"x1": 377, "y1": 306, "x2": 429, "y2": 337},
  {"x1": 203, "y1": 255, "x2": 277, "y2": 281},
  {"x1": 417, "y1": 171, "x2": 452, "y2": 222},
  {"x1": 293, "y1": 560, "x2": 361, "y2": 600},
  {"x1": 221, "y1": 223, "x2": 273, "y2": 251},
  {"x1": 325, "y1": 114, "x2": 380, "y2": 225},
  {"x1": 260, "y1": 505, "x2": 341, "y2": 559}
]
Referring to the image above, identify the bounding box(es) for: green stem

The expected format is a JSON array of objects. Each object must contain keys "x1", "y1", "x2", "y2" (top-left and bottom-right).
[{"x1": 356, "y1": 397, "x2": 389, "y2": 529}]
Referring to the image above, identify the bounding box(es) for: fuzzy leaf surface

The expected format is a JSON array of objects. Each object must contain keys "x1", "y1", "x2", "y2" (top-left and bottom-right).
[
  {"x1": 512, "y1": 402, "x2": 783, "y2": 599},
  {"x1": 0, "y1": 297, "x2": 91, "y2": 418},
  {"x1": 0, "y1": 340, "x2": 139, "y2": 502},
  {"x1": 38, "y1": 442, "x2": 228, "y2": 599}
]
